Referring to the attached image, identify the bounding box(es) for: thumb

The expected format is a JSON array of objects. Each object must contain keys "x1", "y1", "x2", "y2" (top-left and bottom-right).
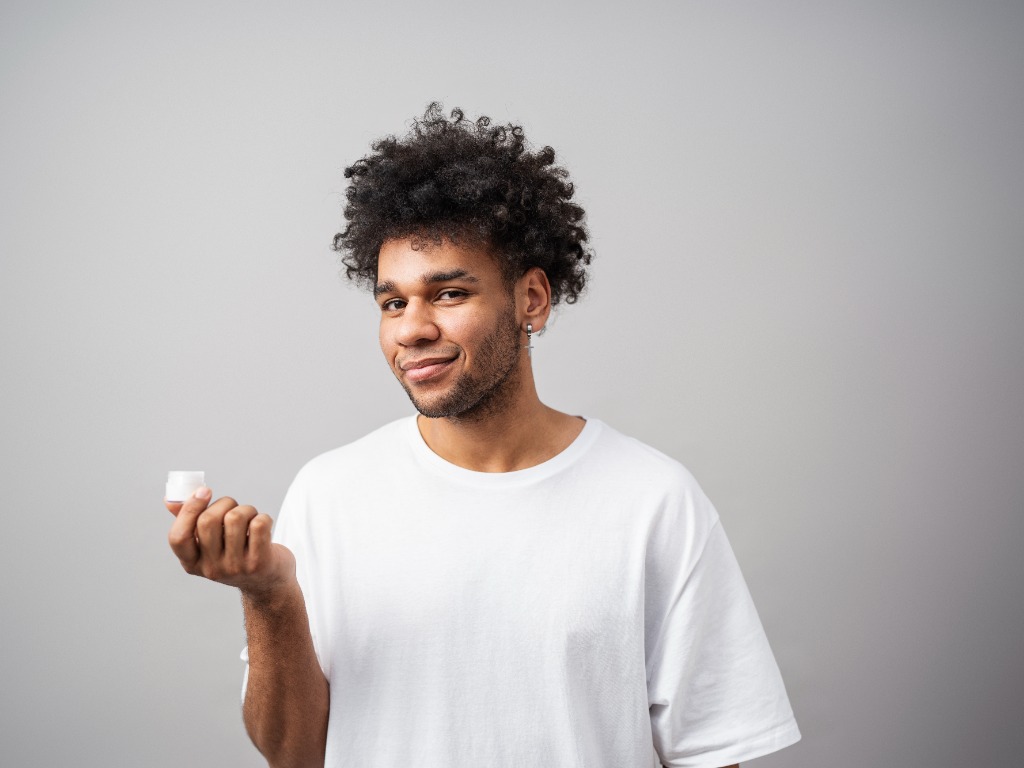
[{"x1": 164, "y1": 485, "x2": 210, "y2": 517}]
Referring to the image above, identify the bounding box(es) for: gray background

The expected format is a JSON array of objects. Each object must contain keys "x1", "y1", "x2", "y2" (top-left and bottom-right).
[{"x1": 1, "y1": 0, "x2": 1021, "y2": 766}]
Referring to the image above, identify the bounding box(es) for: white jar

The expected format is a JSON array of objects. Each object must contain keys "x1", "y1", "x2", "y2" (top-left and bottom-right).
[{"x1": 165, "y1": 471, "x2": 206, "y2": 502}]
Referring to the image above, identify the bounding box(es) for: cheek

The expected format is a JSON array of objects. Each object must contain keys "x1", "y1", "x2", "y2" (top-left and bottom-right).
[
  {"x1": 379, "y1": 321, "x2": 394, "y2": 358},
  {"x1": 444, "y1": 311, "x2": 492, "y2": 352},
  {"x1": 443, "y1": 314, "x2": 476, "y2": 337}
]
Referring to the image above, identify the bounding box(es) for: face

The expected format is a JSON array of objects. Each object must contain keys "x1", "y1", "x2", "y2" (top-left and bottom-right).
[{"x1": 375, "y1": 237, "x2": 524, "y2": 421}]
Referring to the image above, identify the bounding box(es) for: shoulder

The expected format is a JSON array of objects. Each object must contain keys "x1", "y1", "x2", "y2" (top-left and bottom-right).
[
  {"x1": 585, "y1": 418, "x2": 721, "y2": 540},
  {"x1": 588, "y1": 419, "x2": 706, "y2": 496},
  {"x1": 290, "y1": 416, "x2": 414, "y2": 491},
  {"x1": 275, "y1": 416, "x2": 415, "y2": 534}
]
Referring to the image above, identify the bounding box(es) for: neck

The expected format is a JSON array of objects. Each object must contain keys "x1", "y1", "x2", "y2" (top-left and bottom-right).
[{"x1": 416, "y1": 372, "x2": 584, "y2": 472}]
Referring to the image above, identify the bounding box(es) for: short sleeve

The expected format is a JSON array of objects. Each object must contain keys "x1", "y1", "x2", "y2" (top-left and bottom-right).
[{"x1": 647, "y1": 521, "x2": 801, "y2": 767}]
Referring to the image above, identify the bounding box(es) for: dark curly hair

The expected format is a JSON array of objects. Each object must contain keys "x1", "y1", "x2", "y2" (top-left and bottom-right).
[{"x1": 332, "y1": 103, "x2": 592, "y2": 305}]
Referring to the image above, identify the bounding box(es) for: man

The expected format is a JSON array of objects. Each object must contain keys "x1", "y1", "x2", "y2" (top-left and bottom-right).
[{"x1": 166, "y1": 104, "x2": 800, "y2": 768}]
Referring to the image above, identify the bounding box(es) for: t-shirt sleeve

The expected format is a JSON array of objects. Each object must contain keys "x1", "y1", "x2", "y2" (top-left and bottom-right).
[{"x1": 647, "y1": 516, "x2": 801, "y2": 767}]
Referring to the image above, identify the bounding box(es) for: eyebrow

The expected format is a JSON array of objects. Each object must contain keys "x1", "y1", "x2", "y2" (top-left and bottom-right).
[{"x1": 373, "y1": 269, "x2": 480, "y2": 297}]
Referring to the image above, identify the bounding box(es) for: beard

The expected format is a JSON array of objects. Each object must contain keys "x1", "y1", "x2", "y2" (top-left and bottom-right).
[{"x1": 399, "y1": 301, "x2": 522, "y2": 422}]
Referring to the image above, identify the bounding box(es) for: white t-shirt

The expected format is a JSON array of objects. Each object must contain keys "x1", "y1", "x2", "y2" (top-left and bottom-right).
[{"x1": 242, "y1": 416, "x2": 800, "y2": 767}]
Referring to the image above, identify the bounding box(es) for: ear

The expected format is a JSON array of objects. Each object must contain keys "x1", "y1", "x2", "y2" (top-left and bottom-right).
[{"x1": 517, "y1": 267, "x2": 552, "y2": 331}]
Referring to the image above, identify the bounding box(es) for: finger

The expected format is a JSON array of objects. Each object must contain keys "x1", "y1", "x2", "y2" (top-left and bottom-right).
[
  {"x1": 246, "y1": 514, "x2": 274, "y2": 572},
  {"x1": 223, "y1": 505, "x2": 258, "y2": 572},
  {"x1": 167, "y1": 486, "x2": 213, "y2": 566},
  {"x1": 195, "y1": 495, "x2": 238, "y2": 557},
  {"x1": 164, "y1": 500, "x2": 184, "y2": 517}
]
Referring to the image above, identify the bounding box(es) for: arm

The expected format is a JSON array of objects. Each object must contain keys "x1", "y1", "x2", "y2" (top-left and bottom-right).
[
  {"x1": 242, "y1": 579, "x2": 329, "y2": 768},
  {"x1": 167, "y1": 487, "x2": 329, "y2": 768}
]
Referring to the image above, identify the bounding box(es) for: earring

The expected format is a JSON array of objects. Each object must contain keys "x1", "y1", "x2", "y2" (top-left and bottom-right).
[{"x1": 525, "y1": 323, "x2": 534, "y2": 358}]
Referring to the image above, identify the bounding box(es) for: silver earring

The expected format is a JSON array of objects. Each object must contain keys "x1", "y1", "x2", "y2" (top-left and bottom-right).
[{"x1": 525, "y1": 323, "x2": 534, "y2": 358}]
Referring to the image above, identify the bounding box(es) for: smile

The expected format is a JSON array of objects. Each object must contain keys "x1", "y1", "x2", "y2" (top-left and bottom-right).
[{"x1": 400, "y1": 355, "x2": 458, "y2": 383}]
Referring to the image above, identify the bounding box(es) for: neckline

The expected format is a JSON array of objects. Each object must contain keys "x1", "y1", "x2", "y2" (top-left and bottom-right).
[{"x1": 404, "y1": 415, "x2": 602, "y2": 489}]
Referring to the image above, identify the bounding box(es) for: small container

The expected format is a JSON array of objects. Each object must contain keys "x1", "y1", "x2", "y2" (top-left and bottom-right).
[{"x1": 166, "y1": 471, "x2": 206, "y2": 502}]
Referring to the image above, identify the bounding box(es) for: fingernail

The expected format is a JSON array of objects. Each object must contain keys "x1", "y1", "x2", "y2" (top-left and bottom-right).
[{"x1": 194, "y1": 486, "x2": 211, "y2": 501}]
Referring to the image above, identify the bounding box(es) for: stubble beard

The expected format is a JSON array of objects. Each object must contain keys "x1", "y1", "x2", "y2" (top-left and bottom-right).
[{"x1": 400, "y1": 302, "x2": 522, "y2": 423}]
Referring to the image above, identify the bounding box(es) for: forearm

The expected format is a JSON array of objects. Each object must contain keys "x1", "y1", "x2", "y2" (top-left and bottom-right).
[{"x1": 242, "y1": 581, "x2": 329, "y2": 768}]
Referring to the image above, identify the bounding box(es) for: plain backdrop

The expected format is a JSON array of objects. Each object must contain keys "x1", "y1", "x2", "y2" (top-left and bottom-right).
[{"x1": 2, "y1": 1, "x2": 1022, "y2": 766}]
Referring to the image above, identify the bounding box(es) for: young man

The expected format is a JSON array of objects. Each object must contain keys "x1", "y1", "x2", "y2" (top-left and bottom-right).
[{"x1": 166, "y1": 105, "x2": 800, "y2": 768}]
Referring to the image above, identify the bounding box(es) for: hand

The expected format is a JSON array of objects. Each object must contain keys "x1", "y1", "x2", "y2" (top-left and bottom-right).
[{"x1": 166, "y1": 487, "x2": 296, "y2": 600}]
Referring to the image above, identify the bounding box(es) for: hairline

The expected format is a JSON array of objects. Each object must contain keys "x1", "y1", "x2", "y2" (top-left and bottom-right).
[{"x1": 372, "y1": 232, "x2": 525, "y2": 298}]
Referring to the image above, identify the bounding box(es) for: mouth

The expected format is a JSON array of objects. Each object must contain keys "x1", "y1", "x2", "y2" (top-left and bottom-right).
[{"x1": 399, "y1": 354, "x2": 458, "y2": 383}]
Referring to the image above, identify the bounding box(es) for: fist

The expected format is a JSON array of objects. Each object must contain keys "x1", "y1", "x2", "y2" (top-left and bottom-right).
[{"x1": 166, "y1": 487, "x2": 295, "y2": 597}]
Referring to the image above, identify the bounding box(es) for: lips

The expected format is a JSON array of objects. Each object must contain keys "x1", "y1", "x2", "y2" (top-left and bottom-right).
[{"x1": 399, "y1": 354, "x2": 459, "y2": 383}]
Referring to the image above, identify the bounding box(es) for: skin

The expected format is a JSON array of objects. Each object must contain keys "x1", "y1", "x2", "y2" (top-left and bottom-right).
[
  {"x1": 166, "y1": 489, "x2": 328, "y2": 768},
  {"x1": 374, "y1": 236, "x2": 584, "y2": 469},
  {"x1": 167, "y1": 235, "x2": 739, "y2": 768}
]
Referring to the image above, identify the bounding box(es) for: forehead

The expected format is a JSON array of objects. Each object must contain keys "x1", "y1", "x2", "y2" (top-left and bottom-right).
[{"x1": 376, "y1": 237, "x2": 502, "y2": 287}]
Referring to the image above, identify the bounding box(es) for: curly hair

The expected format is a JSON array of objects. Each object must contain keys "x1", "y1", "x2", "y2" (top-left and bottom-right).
[{"x1": 333, "y1": 103, "x2": 593, "y2": 305}]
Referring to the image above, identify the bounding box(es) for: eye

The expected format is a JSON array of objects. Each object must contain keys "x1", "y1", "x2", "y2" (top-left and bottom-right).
[
  {"x1": 380, "y1": 298, "x2": 406, "y2": 312},
  {"x1": 437, "y1": 289, "x2": 468, "y2": 301}
]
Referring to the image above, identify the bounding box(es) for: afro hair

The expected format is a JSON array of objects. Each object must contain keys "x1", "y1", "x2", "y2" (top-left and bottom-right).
[{"x1": 332, "y1": 103, "x2": 593, "y2": 305}]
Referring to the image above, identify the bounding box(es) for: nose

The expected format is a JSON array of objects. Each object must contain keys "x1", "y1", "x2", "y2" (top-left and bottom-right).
[{"x1": 394, "y1": 298, "x2": 440, "y2": 346}]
